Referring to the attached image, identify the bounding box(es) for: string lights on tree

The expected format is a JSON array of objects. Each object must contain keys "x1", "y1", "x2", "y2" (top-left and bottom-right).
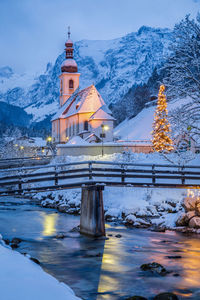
[{"x1": 151, "y1": 84, "x2": 174, "y2": 152}]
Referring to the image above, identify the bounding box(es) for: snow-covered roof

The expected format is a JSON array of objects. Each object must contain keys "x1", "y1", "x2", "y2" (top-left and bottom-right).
[
  {"x1": 67, "y1": 136, "x2": 89, "y2": 145},
  {"x1": 89, "y1": 105, "x2": 115, "y2": 121},
  {"x1": 52, "y1": 84, "x2": 111, "y2": 121}
]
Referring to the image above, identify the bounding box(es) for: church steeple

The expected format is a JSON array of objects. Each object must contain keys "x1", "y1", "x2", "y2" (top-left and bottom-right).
[
  {"x1": 59, "y1": 27, "x2": 80, "y2": 106},
  {"x1": 65, "y1": 26, "x2": 74, "y2": 59},
  {"x1": 61, "y1": 27, "x2": 78, "y2": 73}
]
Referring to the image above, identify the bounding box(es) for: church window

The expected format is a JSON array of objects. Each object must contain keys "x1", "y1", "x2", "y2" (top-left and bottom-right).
[
  {"x1": 84, "y1": 121, "x2": 88, "y2": 131},
  {"x1": 76, "y1": 122, "x2": 79, "y2": 134},
  {"x1": 60, "y1": 79, "x2": 63, "y2": 93},
  {"x1": 69, "y1": 79, "x2": 74, "y2": 89},
  {"x1": 73, "y1": 122, "x2": 75, "y2": 135},
  {"x1": 69, "y1": 125, "x2": 71, "y2": 137}
]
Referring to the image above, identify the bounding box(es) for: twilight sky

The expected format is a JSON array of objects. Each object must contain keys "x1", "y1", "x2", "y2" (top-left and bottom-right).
[{"x1": 0, "y1": 0, "x2": 199, "y2": 74}]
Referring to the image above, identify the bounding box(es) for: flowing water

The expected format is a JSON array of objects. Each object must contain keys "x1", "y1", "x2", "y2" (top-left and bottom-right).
[{"x1": 0, "y1": 196, "x2": 200, "y2": 300}]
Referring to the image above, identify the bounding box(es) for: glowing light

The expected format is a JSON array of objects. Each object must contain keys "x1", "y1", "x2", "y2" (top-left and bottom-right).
[
  {"x1": 151, "y1": 84, "x2": 173, "y2": 152},
  {"x1": 42, "y1": 213, "x2": 58, "y2": 236},
  {"x1": 46, "y1": 136, "x2": 52, "y2": 142},
  {"x1": 20, "y1": 146, "x2": 24, "y2": 150}
]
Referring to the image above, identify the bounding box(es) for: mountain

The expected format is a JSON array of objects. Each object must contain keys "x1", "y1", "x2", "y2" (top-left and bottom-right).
[{"x1": 0, "y1": 26, "x2": 173, "y2": 124}]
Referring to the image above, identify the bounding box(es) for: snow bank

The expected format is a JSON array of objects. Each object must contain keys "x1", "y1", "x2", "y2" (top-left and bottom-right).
[
  {"x1": 67, "y1": 136, "x2": 89, "y2": 145},
  {"x1": 0, "y1": 238, "x2": 81, "y2": 300},
  {"x1": 114, "y1": 97, "x2": 193, "y2": 141}
]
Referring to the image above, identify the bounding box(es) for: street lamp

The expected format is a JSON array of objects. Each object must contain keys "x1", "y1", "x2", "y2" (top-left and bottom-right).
[
  {"x1": 46, "y1": 136, "x2": 52, "y2": 143},
  {"x1": 100, "y1": 124, "x2": 109, "y2": 157}
]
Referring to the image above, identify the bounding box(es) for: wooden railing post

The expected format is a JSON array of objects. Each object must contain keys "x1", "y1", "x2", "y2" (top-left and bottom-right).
[
  {"x1": 54, "y1": 166, "x2": 58, "y2": 186},
  {"x1": 181, "y1": 166, "x2": 185, "y2": 185},
  {"x1": 121, "y1": 164, "x2": 125, "y2": 183},
  {"x1": 152, "y1": 164, "x2": 156, "y2": 184},
  {"x1": 89, "y1": 162, "x2": 93, "y2": 180}
]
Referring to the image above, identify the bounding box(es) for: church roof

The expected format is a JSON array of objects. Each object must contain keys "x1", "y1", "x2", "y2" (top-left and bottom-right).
[
  {"x1": 89, "y1": 105, "x2": 115, "y2": 121},
  {"x1": 52, "y1": 85, "x2": 113, "y2": 121}
]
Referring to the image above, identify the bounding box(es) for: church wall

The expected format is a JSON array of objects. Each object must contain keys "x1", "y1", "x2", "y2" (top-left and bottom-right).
[
  {"x1": 52, "y1": 120, "x2": 60, "y2": 143},
  {"x1": 78, "y1": 113, "x2": 94, "y2": 133},
  {"x1": 89, "y1": 119, "x2": 114, "y2": 142},
  {"x1": 59, "y1": 73, "x2": 80, "y2": 106}
]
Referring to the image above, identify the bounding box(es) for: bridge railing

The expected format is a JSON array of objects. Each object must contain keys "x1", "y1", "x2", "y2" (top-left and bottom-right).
[
  {"x1": 0, "y1": 155, "x2": 53, "y2": 170},
  {"x1": 0, "y1": 160, "x2": 200, "y2": 195}
]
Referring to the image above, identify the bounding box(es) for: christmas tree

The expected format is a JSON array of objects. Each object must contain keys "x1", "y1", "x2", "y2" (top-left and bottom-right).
[{"x1": 151, "y1": 85, "x2": 173, "y2": 152}]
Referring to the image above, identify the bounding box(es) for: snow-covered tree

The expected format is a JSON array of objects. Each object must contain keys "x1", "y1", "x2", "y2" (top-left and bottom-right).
[
  {"x1": 151, "y1": 85, "x2": 173, "y2": 152},
  {"x1": 162, "y1": 14, "x2": 200, "y2": 139}
]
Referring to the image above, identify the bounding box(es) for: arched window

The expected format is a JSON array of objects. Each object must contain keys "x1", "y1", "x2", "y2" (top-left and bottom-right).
[
  {"x1": 84, "y1": 121, "x2": 88, "y2": 131},
  {"x1": 69, "y1": 79, "x2": 74, "y2": 89}
]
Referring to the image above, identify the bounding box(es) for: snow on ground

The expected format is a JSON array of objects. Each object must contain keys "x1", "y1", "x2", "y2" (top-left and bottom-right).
[
  {"x1": 114, "y1": 97, "x2": 192, "y2": 141},
  {"x1": 0, "y1": 237, "x2": 81, "y2": 300},
  {"x1": 31, "y1": 152, "x2": 200, "y2": 230}
]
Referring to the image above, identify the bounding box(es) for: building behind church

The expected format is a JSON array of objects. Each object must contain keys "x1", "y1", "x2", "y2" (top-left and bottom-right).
[{"x1": 52, "y1": 30, "x2": 115, "y2": 144}]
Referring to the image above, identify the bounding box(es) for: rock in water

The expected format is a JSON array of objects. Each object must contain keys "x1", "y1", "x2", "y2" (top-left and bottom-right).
[
  {"x1": 176, "y1": 211, "x2": 196, "y2": 226},
  {"x1": 140, "y1": 262, "x2": 167, "y2": 276},
  {"x1": 183, "y1": 197, "x2": 200, "y2": 212},
  {"x1": 11, "y1": 237, "x2": 22, "y2": 244},
  {"x1": 30, "y1": 257, "x2": 41, "y2": 265},
  {"x1": 189, "y1": 216, "x2": 200, "y2": 229},
  {"x1": 153, "y1": 292, "x2": 179, "y2": 299}
]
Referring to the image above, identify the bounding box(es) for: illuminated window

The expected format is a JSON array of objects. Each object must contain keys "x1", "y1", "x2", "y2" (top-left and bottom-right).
[{"x1": 69, "y1": 79, "x2": 74, "y2": 89}]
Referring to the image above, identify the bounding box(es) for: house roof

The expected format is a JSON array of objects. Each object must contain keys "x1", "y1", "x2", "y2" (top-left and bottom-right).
[
  {"x1": 89, "y1": 105, "x2": 115, "y2": 121},
  {"x1": 52, "y1": 84, "x2": 114, "y2": 121}
]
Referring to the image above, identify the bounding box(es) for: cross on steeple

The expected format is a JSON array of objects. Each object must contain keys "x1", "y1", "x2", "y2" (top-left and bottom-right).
[{"x1": 68, "y1": 26, "x2": 71, "y2": 39}]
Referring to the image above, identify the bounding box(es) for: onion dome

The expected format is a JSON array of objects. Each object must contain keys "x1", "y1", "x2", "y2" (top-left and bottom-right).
[{"x1": 61, "y1": 27, "x2": 78, "y2": 73}]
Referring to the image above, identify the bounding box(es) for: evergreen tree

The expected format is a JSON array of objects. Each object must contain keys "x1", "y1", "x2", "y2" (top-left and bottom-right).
[{"x1": 151, "y1": 85, "x2": 173, "y2": 152}]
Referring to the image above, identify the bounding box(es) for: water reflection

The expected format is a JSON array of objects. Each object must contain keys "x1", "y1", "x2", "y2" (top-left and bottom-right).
[
  {"x1": 2, "y1": 197, "x2": 200, "y2": 299},
  {"x1": 41, "y1": 213, "x2": 58, "y2": 236}
]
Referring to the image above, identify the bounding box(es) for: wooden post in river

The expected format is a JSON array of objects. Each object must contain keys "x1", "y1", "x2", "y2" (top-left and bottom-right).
[{"x1": 80, "y1": 185, "x2": 105, "y2": 237}]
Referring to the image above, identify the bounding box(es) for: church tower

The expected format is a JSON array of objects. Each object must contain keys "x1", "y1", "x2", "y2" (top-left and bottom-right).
[{"x1": 59, "y1": 27, "x2": 80, "y2": 107}]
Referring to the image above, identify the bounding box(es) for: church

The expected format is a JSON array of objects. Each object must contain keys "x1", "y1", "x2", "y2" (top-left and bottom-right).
[{"x1": 52, "y1": 30, "x2": 115, "y2": 144}]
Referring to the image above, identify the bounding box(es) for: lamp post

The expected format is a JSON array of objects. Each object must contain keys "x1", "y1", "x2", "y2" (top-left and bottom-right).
[{"x1": 100, "y1": 124, "x2": 109, "y2": 157}]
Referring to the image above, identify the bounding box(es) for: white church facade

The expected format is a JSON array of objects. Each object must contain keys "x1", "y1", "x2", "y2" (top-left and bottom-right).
[{"x1": 52, "y1": 30, "x2": 115, "y2": 144}]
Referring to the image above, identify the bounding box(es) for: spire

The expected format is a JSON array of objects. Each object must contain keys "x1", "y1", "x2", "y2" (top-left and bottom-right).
[
  {"x1": 65, "y1": 26, "x2": 73, "y2": 59},
  {"x1": 68, "y1": 26, "x2": 71, "y2": 39},
  {"x1": 61, "y1": 27, "x2": 78, "y2": 73}
]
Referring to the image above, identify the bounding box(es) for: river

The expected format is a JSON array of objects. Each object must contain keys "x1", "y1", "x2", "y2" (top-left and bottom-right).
[{"x1": 0, "y1": 196, "x2": 200, "y2": 300}]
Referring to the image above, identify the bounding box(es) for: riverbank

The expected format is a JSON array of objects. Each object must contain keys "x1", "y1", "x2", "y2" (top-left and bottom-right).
[
  {"x1": 2, "y1": 196, "x2": 200, "y2": 299},
  {"x1": 27, "y1": 152, "x2": 200, "y2": 233},
  {"x1": 31, "y1": 186, "x2": 200, "y2": 233},
  {"x1": 0, "y1": 235, "x2": 81, "y2": 300}
]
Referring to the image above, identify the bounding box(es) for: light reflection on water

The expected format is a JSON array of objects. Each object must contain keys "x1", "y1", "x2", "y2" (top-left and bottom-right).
[
  {"x1": 41, "y1": 212, "x2": 58, "y2": 236},
  {"x1": 1, "y1": 197, "x2": 200, "y2": 299}
]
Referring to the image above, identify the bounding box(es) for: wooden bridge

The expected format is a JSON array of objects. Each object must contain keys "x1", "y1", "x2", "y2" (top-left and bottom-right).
[
  {"x1": 0, "y1": 160, "x2": 200, "y2": 237},
  {"x1": 0, "y1": 155, "x2": 52, "y2": 170}
]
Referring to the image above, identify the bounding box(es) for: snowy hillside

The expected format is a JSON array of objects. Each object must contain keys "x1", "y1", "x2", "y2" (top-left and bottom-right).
[
  {"x1": 114, "y1": 97, "x2": 191, "y2": 141},
  {"x1": 0, "y1": 26, "x2": 173, "y2": 122}
]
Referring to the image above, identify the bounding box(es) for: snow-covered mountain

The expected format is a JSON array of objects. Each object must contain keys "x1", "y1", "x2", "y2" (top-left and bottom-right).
[{"x1": 0, "y1": 26, "x2": 173, "y2": 123}]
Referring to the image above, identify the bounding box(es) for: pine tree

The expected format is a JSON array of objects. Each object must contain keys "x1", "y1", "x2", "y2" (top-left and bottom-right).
[{"x1": 151, "y1": 85, "x2": 173, "y2": 152}]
